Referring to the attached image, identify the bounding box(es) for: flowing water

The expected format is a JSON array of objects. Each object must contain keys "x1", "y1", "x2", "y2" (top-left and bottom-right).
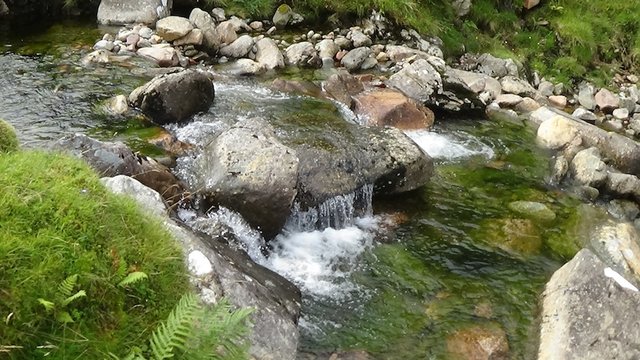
[{"x1": 1, "y1": 23, "x2": 586, "y2": 359}]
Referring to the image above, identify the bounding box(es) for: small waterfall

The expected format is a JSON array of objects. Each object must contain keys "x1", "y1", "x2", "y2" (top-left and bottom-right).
[
  {"x1": 285, "y1": 184, "x2": 374, "y2": 232},
  {"x1": 405, "y1": 129, "x2": 495, "y2": 161}
]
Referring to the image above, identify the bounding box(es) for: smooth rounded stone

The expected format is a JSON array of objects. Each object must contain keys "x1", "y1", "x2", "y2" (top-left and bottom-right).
[
  {"x1": 284, "y1": 41, "x2": 321, "y2": 68},
  {"x1": 98, "y1": 0, "x2": 171, "y2": 25},
  {"x1": 514, "y1": 97, "x2": 541, "y2": 113},
  {"x1": 101, "y1": 175, "x2": 167, "y2": 219},
  {"x1": 55, "y1": 134, "x2": 186, "y2": 205},
  {"x1": 538, "y1": 249, "x2": 640, "y2": 360},
  {"x1": 272, "y1": 3, "x2": 294, "y2": 28},
  {"x1": 249, "y1": 21, "x2": 263, "y2": 31},
  {"x1": 316, "y1": 39, "x2": 338, "y2": 60},
  {"x1": 103, "y1": 94, "x2": 129, "y2": 115},
  {"x1": 494, "y1": 94, "x2": 523, "y2": 107},
  {"x1": 94, "y1": 39, "x2": 115, "y2": 51},
  {"x1": 613, "y1": 108, "x2": 630, "y2": 120},
  {"x1": 189, "y1": 8, "x2": 221, "y2": 53},
  {"x1": 189, "y1": 118, "x2": 299, "y2": 238},
  {"x1": 322, "y1": 70, "x2": 364, "y2": 107},
  {"x1": 219, "y1": 35, "x2": 254, "y2": 58},
  {"x1": 577, "y1": 82, "x2": 597, "y2": 110},
  {"x1": 603, "y1": 119, "x2": 624, "y2": 132},
  {"x1": 231, "y1": 58, "x2": 265, "y2": 76},
  {"x1": 349, "y1": 29, "x2": 372, "y2": 48},
  {"x1": 217, "y1": 21, "x2": 238, "y2": 45},
  {"x1": 173, "y1": 28, "x2": 203, "y2": 46},
  {"x1": 210, "y1": 7, "x2": 225, "y2": 21},
  {"x1": 386, "y1": 59, "x2": 442, "y2": 104},
  {"x1": 446, "y1": 324, "x2": 510, "y2": 360},
  {"x1": 353, "y1": 88, "x2": 434, "y2": 130},
  {"x1": 548, "y1": 95, "x2": 567, "y2": 109},
  {"x1": 508, "y1": 201, "x2": 556, "y2": 222},
  {"x1": 340, "y1": 47, "x2": 372, "y2": 72},
  {"x1": 570, "y1": 147, "x2": 608, "y2": 188},
  {"x1": 595, "y1": 88, "x2": 620, "y2": 113},
  {"x1": 255, "y1": 38, "x2": 284, "y2": 70},
  {"x1": 537, "y1": 115, "x2": 579, "y2": 150},
  {"x1": 138, "y1": 26, "x2": 153, "y2": 39},
  {"x1": 572, "y1": 107, "x2": 598, "y2": 123},
  {"x1": 137, "y1": 46, "x2": 179, "y2": 67},
  {"x1": 128, "y1": 69, "x2": 214, "y2": 125},
  {"x1": 538, "y1": 80, "x2": 554, "y2": 97},
  {"x1": 500, "y1": 76, "x2": 537, "y2": 97},
  {"x1": 156, "y1": 16, "x2": 193, "y2": 42}
]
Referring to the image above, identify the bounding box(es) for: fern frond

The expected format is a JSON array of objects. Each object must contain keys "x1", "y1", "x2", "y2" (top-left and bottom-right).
[
  {"x1": 61, "y1": 290, "x2": 86, "y2": 307},
  {"x1": 192, "y1": 299, "x2": 253, "y2": 360},
  {"x1": 118, "y1": 271, "x2": 149, "y2": 288},
  {"x1": 58, "y1": 274, "x2": 79, "y2": 298},
  {"x1": 149, "y1": 293, "x2": 201, "y2": 360},
  {"x1": 55, "y1": 311, "x2": 74, "y2": 324},
  {"x1": 38, "y1": 298, "x2": 55, "y2": 312}
]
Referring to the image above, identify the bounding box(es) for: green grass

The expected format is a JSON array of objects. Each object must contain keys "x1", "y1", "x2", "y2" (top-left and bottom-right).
[{"x1": 0, "y1": 151, "x2": 190, "y2": 359}]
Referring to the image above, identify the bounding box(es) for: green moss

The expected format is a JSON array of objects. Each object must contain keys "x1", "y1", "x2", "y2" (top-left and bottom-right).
[
  {"x1": 0, "y1": 119, "x2": 19, "y2": 153},
  {"x1": 0, "y1": 151, "x2": 189, "y2": 359}
]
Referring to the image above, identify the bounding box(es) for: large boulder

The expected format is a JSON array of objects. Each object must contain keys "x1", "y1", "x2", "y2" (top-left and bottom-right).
[
  {"x1": 538, "y1": 249, "x2": 640, "y2": 360},
  {"x1": 570, "y1": 147, "x2": 608, "y2": 188},
  {"x1": 187, "y1": 118, "x2": 299, "y2": 239},
  {"x1": 128, "y1": 70, "x2": 214, "y2": 125},
  {"x1": 386, "y1": 59, "x2": 442, "y2": 104},
  {"x1": 54, "y1": 134, "x2": 186, "y2": 205},
  {"x1": 97, "y1": 0, "x2": 172, "y2": 25},
  {"x1": 137, "y1": 46, "x2": 179, "y2": 67},
  {"x1": 156, "y1": 16, "x2": 193, "y2": 42},
  {"x1": 284, "y1": 42, "x2": 321, "y2": 68},
  {"x1": 341, "y1": 47, "x2": 373, "y2": 72},
  {"x1": 353, "y1": 88, "x2": 434, "y2": 130},
  {"x1": 322, "y1": 70, "x2": 364, "y2": 107},
  {"x1": 101, "y1": 175, "x2": 301, "y2": 360},
  {"x1": 272, "y1": 3, "x2": 293, "y2": 28},
  {"x1": 255, "y1": 38, "x2": 284, "y2": 70},
  {"x1": 219, "y1": 34, "x2": 254, "y2": 58},
  {"x1": 189, "y1": 8, "x2": 221, "y2": 53}
]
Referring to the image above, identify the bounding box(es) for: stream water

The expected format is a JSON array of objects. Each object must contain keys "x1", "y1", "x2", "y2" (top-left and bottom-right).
[{"x1": 1, "y1": 22, "x2": 586, "y2": 359}]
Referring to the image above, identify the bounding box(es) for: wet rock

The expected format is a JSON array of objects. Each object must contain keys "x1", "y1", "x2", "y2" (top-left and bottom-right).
[
  {"x1": 570, "y1": 147, "x2": 608, "y2": 188},
  {"x1": 255, "y1": 38, "x2": 284, "y2": 70},
  {"x1": 595, "y1": 88, "x2": 620, "y2": 113},
  {"x1": 607, "y1": 200, "x2": 640, "y2": 221},
  {"x1": 284, "y1": 41, "x2": 321, "y2": 68},
  {"x1": 189, "y1": 8, "x2": 221, "y2": 53},
  {"x1": 572, "y1": 107, "x2": 598, "y2": 123},
  {"x1": 341, "y1": 47, "x2": 373, "y2": 72},
  {"x1": 148, "y1": 130, "x2": 193, "y2": 156},
  {"x1": 500, "y1": 76, "x2": 536, "y2": 97},
  {"x1": 189, "y1": 118, "x2": 299, "y2": 238},
  {"x1": 94, "y1": 39, "x2": 115, "y2": 51},
  {"x1": 508, "y1": 201, "x2": 556, "y2": 222},
  {"x1": 271, "y1": 79, "x2": 322, "y2": 97},
  {"x1": 173, "y1": 28, "x2": 203, "y2": 46},
  {"x1": 537, "y1": 116, "x2": 578, "y2": 150},
  {"x1": 97, "y1": 0, "x2": 171, "y2": 25},
  {"x1": 446, "y1": 324, "x2": 510, "y2": 360},
  {"x1": 136, "y1": 46, "x2": 179, "y2": 67},
  {"x1": 128, "y1": 69, "x2": 214, "y2": 125},
  {"x1": 323, "y1": 70, "x2": 364, "y2": 107},
  {"x1": 219, "y1": 34, "x2": 254, "y2": 58},
  {"x1": 353, "y1": 88, "x2": 434, "y2": 130},
  {"x1": 549, "y1": 155, "x2": 569, "y2": 185},
  {"x1": 483, "y1": 218, "x2": 542, "y2": 254},
  {"x1": 577, "y1": 82, "x2": 597, "y2": 110},
  {"x1": 386, "y1": 59, "x2": 442, "y2": 104},
  {"x1": 538, "y1": 249, "x2": 640, "y2": 360},
  {"x1": 217, "y1": 20, "x2": 238, "y2": 45},
  {"x1": 103, "y1": 94, "x2": 129, "y2": 115},
  {"x1": 55, "y1": 134, "x2": 186, "y2": 205},
  {"x1": 156, "y1": 16, "x2": 193, "y2": 42}
]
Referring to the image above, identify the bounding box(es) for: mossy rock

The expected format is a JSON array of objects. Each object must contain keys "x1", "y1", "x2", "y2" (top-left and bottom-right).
[
  {"x1": 0, "y1": 119, "x2": 19, "y2": 153},
  {"x1": 477, "y1": 218, "x2": 542, "y2": 255},
  {"x1": 277, "y1": 3, "x2": 291, "y2": 13}
]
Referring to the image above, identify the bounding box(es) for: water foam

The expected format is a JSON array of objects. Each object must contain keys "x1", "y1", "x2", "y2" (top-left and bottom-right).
[{"x1": 406, "y1": 129, "x2": 495, "y2": 161}]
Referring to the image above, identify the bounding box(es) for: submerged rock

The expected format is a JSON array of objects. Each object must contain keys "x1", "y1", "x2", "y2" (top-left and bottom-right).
[
  {"x1": 446, "y1": 323, "x2": 510, "y2": 360},
  {"x1": 128, "y1": 69, "x2": 214, "y2": 125},
  {"x1": 538, "y1": 249, "x2": 640, "y2": 360},
  {"x1": 508, "y1": 201, "x2": 556, "y2": 222}
]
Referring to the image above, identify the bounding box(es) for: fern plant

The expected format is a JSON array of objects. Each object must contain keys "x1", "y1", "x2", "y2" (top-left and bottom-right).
[{"x1": 37, "y1": 274, "x2": 86, "y2": 323}]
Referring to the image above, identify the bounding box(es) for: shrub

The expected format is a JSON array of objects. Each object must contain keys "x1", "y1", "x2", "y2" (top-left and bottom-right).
[
  {"x1": 0, "y1": 151, "x2": 189, "y2": 358},
  {"x1": 0, "y1": 119, "x2": 19, "y2": 153}
]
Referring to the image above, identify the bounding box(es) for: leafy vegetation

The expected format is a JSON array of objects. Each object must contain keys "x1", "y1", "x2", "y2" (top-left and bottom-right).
[{"x1": 0, "y1": 151, "x2": 252, "y2": 359}]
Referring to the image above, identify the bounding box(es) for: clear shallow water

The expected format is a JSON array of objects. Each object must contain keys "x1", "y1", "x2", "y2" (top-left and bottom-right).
[{"x1": 0, "y1": 23, "x2": 582, "y2": 360}]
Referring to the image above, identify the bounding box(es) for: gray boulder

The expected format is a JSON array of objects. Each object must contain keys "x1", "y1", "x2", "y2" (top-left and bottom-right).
[
  {"x1": 500, "y1": 76, "x2": 537, "y2": 97},
  {"x1": 386, "y1": 59, "x2": 442, "y2": 104},
  {"x1": 55, "y1": 134, "x2": 186, "y2": 205},
  {"x1": 341, "y1": 47, "x2": 373, "y2": 72},
  {"x1": 230, "y1": 59, "x2": 265, "y2": 76},
  {"x1": 189, "y1": 8, "x2": 221, "y2": 53},
  {"x1": 97, "y1": 0, "x2": 171, "y2": 25},
  {"x1": 577, "y1": 82, "x2": 597, "y2": 110},
  {"x1": 188, "y1": 118, "x2": 299, "y2": 239},
  {"x1": 284, "y1": 42, "x2": 321, "y2": 68},
  {"x1": 219, "y1": 35, "x2": 254, "y2": 58},
  {"x1": 476, "y1": 53, "x2": 519, "y2": 78},
  {"x1": 128, "y1": 70, "x2": 214, "y2": 125},
  {"x1": 570, "y1": 147, "x2": 608, "y2": 188},
  {"x1": 538, "y1": 249, "x2": 640, "y2": 360},
  {"x1": 101, "y1": 175, "x2": 167, "y2": 219},
  {"x1": 272, "y1": 4, "x2": 294, "y2": 28},
  {"x1": 349, "y1": 29, "x2": 372, "y2": 48},
  {"x1": 255, "y1": 38, "x2": 285, "y2": 70},
  {"x1": 217, "y1": 20, "x2": 239, "y2": 45},
  {"x1": 316, "y1": 39, "x2": 339, "y2": 61},
  {"x1": 156, "y1": 16, "x2": 193, "y2": 42}
]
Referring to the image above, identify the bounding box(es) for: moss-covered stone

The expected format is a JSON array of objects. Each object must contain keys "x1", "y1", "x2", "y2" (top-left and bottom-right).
[{"x1": 0, "y1": 119, "x2": 19, "y2": 153}]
